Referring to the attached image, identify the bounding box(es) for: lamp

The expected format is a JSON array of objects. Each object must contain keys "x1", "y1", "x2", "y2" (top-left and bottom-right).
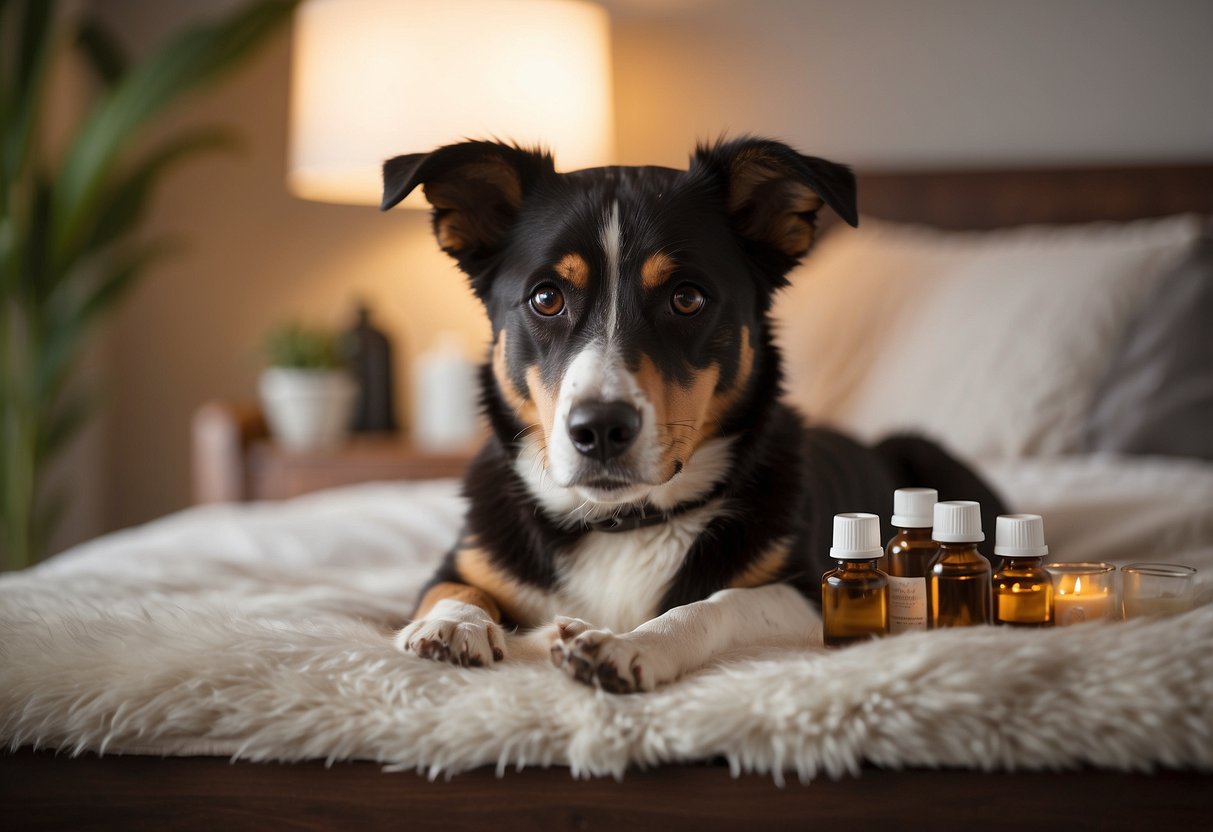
[{"x1": 288, "y1": 0, "x2": 615, "y2": 207}]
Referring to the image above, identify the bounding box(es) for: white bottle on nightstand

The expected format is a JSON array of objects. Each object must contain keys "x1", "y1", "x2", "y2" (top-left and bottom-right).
[{"x1": 411, "y1": 332, "x2": 479, "y2": 452}]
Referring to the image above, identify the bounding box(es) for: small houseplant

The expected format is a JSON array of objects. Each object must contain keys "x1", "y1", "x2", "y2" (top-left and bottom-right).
[{"x1": 259, "y1": 321, "x2": 357, "y2": 451}]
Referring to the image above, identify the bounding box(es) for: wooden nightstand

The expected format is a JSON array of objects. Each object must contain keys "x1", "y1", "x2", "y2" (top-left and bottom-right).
[{"x1": 191, "y1": 401, "x2": 475, "y2": 503}]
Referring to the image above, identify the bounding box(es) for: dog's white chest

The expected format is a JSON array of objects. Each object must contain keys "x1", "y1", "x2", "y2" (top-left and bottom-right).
[{"x1": 555, "y1": 505, "x2": 715, "y2": 633}]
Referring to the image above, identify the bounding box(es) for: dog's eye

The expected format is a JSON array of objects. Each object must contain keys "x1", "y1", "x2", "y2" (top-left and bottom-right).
[
  {"x1": 670, "y1": 283, "x2": 707, "y2": 316},
  {"x1": 529, "y1": 285, "x2": 565, "y2": 317}
]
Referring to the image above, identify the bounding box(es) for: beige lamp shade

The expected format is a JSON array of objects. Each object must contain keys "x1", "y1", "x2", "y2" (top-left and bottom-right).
[{"x1": 288, "y1": 0, "x2": 615, "y2": 207}]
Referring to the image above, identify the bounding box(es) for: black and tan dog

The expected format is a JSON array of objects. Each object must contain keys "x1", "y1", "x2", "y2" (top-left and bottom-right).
[{"x1": 382, "y1": 137, "x2": 1004, "y2": 692}]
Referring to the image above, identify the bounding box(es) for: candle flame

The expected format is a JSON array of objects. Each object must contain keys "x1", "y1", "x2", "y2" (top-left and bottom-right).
[{"x1": 1074, "y1": 576, "x2": 1083, "y2": 594}]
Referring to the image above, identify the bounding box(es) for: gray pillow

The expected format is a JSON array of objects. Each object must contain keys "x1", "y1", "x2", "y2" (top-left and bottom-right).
[{"x1": 1084, "y1": 233, "x2": 1213, "y2": 458}]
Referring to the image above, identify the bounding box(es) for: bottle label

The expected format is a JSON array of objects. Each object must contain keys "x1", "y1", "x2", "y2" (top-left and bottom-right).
[{"x1": 887, "y1": 575, "x2": 928, "y2": 633}]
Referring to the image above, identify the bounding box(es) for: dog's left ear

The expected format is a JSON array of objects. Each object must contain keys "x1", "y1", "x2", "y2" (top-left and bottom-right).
[
  {"x1": 381, "y1": 141, "x2": 555, "y2": 292},
  {"x1": 691, "y1": 137, "x2": 857, "y2": 273}
]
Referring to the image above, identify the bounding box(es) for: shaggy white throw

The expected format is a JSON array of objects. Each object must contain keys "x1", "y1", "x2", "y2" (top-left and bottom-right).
[{"x1": 2, "y1": 474, "x2": 1212, "y2": 781}]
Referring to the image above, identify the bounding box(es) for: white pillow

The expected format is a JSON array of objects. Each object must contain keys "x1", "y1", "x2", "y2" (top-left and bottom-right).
[{"x1": 773, "y1": 214, "x2": 1203, "y2": 459}]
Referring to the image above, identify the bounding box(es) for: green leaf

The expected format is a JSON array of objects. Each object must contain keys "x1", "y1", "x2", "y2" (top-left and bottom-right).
[
  {"x1": 16, "y1": 172, "x2": 53, "y2": 303},
  {"x1": 81, "y1": 127, "x2": 240, "y2": 258},
  {"x1": 73, "y1": 16, "x2": 127, "y2": 87},
  {"x1": 51, "y1": 0, "x2": 296, "y2": 266},
  {"x1": 264, "y1": 321, "x2": 346, "y2": 369},
  {"x1": 76, "y1": 243, "x2": 174, "y2": 329},
  {"x1": 36, "y1": 241, "x2": 173, "y2": 401},
  {"x1": 0, "y1": 213, "x2": 16, "y2": 298},
  {"x1": 37, "y1": 386, "x2": 92, "y2": 461},
  {"x1": 2, "y1": 0, "x2": 57, "y2": 213},
  {"x1": 14, "y1": 0, "x2": 53, "y2": 92}
]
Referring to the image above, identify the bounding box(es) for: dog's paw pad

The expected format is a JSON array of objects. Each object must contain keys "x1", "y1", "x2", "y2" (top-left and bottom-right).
[
  {"x1": 554, "y1": 629, "x2": 657, "y2": 694},
  {"x1": 549, "y1": 626, "x2": 604, "y2": 669},
  {"x1": 394, "y1": 616, "x2": 504, "y2": 667}
]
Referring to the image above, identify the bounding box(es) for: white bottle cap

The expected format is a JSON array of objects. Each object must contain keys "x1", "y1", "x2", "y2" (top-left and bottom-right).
[
  {"x1": 830, "y1": 513, "x2": 883, "y2": 560},
  {"x1": 932, "y1": 500, "x2": 985, "y2": 543},
  {"x1": 994, "y1": 513, "x2": 1048, "y2": 557},
  {"x1": 891, "y1": 487, "x2": 938, "y2": 528}
]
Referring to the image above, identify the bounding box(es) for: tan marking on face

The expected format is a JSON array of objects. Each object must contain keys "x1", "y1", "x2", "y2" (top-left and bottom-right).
[
  {"x1": 525, "y1": 365, "x2": 559, "y2": 440},
  {"x1": 635, "y1": 356, "x2": 722, "y2": 479},
  {"x1": 493, "y1": 330, "x2": 542, "y2": 431},
  {"x1": 492, "y1": 330, "x2": 559, "y2": 465},
  {"x1": 414, "y1": 581, "x2": 502, "y2": 622},
  {"x1": 641, "y1": 252, "x2": 677, "y2": 290},
  {"x1": 455, "y1": 546, "x2": 539, "y2": 626},
  {"x1": 633, "y1": 326, "x2": 756, "y2": 479},
  {"x1": 727, "y1": 542, "x2": 790, "y2": 589},
  {"x1": 554, "y1": 253, "x2": 590, "y2": 290}
]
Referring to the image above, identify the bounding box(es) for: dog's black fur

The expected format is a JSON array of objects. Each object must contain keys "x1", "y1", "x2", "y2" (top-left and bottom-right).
[{"x1": 382, "y1": 137, "x2": 1005, "y2": 632}]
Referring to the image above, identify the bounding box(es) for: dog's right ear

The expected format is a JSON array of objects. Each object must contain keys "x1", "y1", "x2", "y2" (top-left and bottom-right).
[
  {"x1": 691, "y1": 137, "x2": 857, "y2": 288},
  {"x1": 381, "y1": 141, "x2": 555, "y2": 290}
]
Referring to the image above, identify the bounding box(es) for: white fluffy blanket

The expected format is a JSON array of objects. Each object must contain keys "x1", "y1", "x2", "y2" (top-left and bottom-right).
[{"x1": 3, "y1": 457, "x2": 1212, "y2": 781}]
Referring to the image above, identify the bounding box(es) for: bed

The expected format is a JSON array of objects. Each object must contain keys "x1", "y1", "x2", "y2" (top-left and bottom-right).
[{"x1": 4, "y1": 162, "x2": 1213, "y2": 828}]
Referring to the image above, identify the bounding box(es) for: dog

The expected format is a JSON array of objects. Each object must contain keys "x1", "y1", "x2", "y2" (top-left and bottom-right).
[{"x1": 381, "y1": 137, "x2": 1005, "y2": 692}]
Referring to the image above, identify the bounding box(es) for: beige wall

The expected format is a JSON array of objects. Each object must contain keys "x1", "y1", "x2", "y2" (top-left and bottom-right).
[
  {"x1": 58, "y1": 0, "x2": 1213, "y2": 546},
  {"x1": 609, "y1": 0, "x2": 1213, "y2": 167}
]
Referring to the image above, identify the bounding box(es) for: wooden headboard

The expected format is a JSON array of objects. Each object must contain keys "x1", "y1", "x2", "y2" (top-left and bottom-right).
[{"x1": 845, "y1": 162, "x2": 1213, "y2": 230}]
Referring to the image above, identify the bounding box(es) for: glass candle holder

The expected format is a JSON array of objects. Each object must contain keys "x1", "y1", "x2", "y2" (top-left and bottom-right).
[
  {"x1": 1121, "y1": 563, "x2": 1197, "y2": 620},
  {"x1": 1046, "y1": 562, "x2": 1117, "y2": 626}
]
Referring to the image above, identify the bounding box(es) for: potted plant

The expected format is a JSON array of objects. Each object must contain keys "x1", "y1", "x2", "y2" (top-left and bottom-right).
[
  {"x1": 0, "y1": 1, "x2": 295, "y2": 571},
  {"x1": 260, "y1": 322, "x2": 357, "y2": 452}
]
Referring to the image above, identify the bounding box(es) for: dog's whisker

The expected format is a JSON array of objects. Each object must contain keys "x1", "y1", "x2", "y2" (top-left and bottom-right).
[{"x1": 512, "y1": 423, "x2": 544, "y2": 443}]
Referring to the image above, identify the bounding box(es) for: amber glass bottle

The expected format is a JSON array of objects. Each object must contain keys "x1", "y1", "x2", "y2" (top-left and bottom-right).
[
  {"x1": 928, "y1": 501, "x2": 992, "y2": 628},
  {"x1": 992, "y1": 514, "x2": 1053, "y2": 627},
  {"x1": 880, "y1": 487, "x2": 938, "y2": 634},
  {"x1": 822, "y1": 513, "x2": 890, "y2": 647}
]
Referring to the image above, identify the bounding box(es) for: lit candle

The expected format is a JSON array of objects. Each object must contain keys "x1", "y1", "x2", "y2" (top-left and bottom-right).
[{"x1": 1046, "y1": 563, "x2": 1117, "y2": 627}]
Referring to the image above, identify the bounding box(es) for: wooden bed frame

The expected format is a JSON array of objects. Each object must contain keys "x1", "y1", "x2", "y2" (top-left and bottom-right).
[{"x1": 7, "y1": 162, "x2": 1213, "y2": 830}]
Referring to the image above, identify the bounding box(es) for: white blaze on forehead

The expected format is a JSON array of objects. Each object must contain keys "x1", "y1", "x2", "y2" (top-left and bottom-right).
[
  {"x1": 600, "y1": 201, "x2": 622, "y2": 343},
  {"x1": 562, "y1": 344, "x2": 619, "y2": 401}
]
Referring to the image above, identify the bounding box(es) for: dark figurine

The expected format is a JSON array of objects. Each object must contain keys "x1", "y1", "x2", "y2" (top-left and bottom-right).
[{"x1": 343, "y1": 304, "x2": 398, "y2": 433}]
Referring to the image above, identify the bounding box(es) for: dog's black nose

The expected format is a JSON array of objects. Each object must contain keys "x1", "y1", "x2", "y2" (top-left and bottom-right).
[{"x1": 567, "y1": 400, "x2": 641, "y2": 463}]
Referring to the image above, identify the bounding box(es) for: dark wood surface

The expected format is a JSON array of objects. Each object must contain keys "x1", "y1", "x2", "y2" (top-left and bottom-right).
[
  {"x1": 850, "y1": 161, "x2": 1213, "y2": 229},
  {"x1": 245, "y1": 435, "x2": 474, "y2": 500},
  {"x1": 191, "y1": 401, "x2": 474, "y2": 503},
  {"x1": 4, "y1": 748, "x2": 1211, "y2": 832}
]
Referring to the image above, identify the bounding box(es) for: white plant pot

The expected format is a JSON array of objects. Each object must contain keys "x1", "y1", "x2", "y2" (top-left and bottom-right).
[{"x1": 259, "y1": 368, "x2": 357, "y2": 452}]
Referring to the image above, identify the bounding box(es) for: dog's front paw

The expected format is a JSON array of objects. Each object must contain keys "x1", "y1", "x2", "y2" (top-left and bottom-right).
[
  {"x1": 551, "y1": 629, "x2": 673, "y2": 693},
  {"x1": 394, "y1": 614, "x2": 505, "y2": 667}
]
